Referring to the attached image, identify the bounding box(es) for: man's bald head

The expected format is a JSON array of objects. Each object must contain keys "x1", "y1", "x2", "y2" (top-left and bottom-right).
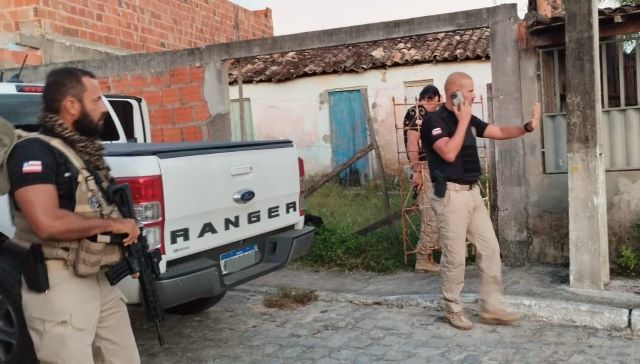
[
  {"x1": 443, "y1": 72, "x2": 476, "y2": 110},
  {"x1": 444, "y1": 72, "x2": 473, "y2": 95}
]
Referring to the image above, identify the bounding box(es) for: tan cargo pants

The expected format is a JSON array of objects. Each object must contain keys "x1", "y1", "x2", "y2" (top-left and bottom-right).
[
  {"x1": 21, "y1": 260, "x2": 140, "y2": 364},
  {"x1": 415, "y1": 162, "x2": 440, "y2": 258},
  {"x1": 430, "y1": 184, "x2": 503, "y2": 313}
]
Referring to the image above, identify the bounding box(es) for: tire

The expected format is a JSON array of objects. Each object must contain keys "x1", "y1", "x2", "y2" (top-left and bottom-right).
[
  {"x1": 0, "y1": 265, "x2": 37, "y2": 364},
  {"x1": 165, "y1": 292, "x2": 227, "y2": 315}
]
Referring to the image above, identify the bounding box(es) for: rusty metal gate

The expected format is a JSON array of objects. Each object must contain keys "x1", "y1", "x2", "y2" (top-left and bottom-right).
[{"x1": 392, "y1": 94, "x2": 490, "y2": 264}]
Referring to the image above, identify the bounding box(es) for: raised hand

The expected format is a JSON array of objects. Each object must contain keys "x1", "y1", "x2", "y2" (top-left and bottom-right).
[{"x1": 529, "y1": 102, "x2": 541, "y2": 130}]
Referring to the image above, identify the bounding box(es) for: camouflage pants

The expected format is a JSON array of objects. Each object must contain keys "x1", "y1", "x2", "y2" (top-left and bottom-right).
[{"x1": 416, "y1": 162, "x2": 440, "y2": 258}]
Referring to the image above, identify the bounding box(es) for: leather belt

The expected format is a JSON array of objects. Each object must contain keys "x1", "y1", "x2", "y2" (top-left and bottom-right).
[{"x1": 446, "y1": 182, "x2": 476, "y2": 191}]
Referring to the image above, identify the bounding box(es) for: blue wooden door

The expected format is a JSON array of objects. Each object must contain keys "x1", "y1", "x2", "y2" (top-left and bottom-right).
[{"x1": 328, "y1": 90, "x2": 369, "y2": 186}]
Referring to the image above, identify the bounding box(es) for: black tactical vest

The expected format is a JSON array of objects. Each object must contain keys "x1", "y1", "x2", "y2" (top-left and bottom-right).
[{"x1": 426, "y1": 107, "x2": 482, "y2": 184}]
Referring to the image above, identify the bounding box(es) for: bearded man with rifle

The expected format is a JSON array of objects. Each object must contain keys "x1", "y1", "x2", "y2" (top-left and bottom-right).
[{"x1": 5, "y1": 67, "x2": 162, "y2": 363}]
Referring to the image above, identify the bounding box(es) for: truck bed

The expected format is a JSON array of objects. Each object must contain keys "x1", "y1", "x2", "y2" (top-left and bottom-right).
[{"x1": 105, "y1": 140, "x2": 293, "y2": 157}]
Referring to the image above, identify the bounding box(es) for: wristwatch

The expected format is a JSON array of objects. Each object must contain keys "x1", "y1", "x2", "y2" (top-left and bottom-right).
[{"x1": 523, "y1": 121, "x2": 534, "y2": 133}]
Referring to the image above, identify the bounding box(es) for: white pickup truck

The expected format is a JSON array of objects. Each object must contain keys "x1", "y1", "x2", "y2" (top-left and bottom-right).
[{"x1": 0, "y1": 82, "x2": 315, "y2": 316}]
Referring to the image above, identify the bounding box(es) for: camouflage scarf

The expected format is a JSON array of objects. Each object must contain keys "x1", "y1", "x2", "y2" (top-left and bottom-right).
[{"x1": 38, "y1": 112, "x2": 113, "y2": 184}]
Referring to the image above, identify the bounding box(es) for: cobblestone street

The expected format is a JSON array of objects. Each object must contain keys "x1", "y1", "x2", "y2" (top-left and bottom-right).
[{"x1": 133, "y1": 291, "x2": 640, "y2": 364}]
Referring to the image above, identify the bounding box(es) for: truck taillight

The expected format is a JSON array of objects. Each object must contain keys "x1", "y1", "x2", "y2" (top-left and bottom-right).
[
  {"x1": 16, "y1": 85, "x2": 44, "y2": 93},
  {"x1": 115, "y1": 175, "x2": 165, "y2": 254},
  {"x1": 298, "y1": 157, "x2": 305, "y2": 216}
]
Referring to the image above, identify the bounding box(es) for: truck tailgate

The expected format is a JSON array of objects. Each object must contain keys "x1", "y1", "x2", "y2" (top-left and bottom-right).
[{"x1": 156, "y1": 143, "x2": 301, "y2": 260}]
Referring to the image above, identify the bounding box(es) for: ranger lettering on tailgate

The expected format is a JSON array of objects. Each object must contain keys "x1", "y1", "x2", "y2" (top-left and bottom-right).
[{"x1": 170, "y1": 201, "x2": 298, "y2": 245}]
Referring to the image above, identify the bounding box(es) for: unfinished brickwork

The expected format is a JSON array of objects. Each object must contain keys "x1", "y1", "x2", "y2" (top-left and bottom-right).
[
  {"x1": 0, "y1": 0, "x2": 273, "y2": 67},
  {"x1": 98, "y1": 65, "x2": 208, "y2": 143}
]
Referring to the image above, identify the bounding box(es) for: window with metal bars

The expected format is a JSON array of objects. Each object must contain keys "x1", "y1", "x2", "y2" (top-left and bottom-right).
[{"x1": 540, "y1": 34, "x2": 640, "y2": 173}]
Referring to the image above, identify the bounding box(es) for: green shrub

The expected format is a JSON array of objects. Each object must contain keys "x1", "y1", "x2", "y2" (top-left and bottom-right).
[
  {"x1": 616, "y1": 245, "x2": 640, "y2": 273},
  {"x1": 301, "y1": 222, "x2": 404, "y2": 273}
]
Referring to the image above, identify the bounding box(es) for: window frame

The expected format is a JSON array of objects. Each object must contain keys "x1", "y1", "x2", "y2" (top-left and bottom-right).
[{"x1": 539, "y1": 34, "x2": 640, "y2": 173}]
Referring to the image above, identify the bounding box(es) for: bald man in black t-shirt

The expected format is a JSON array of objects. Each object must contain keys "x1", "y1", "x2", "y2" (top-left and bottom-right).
[{"x1": 422, "y1": 72, "x2": 540, "y2": 330}]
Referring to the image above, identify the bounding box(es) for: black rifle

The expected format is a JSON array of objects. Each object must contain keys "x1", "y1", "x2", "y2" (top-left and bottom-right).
[{"x1": 103, "y1": 183, "x2": 164, "y2": 346}]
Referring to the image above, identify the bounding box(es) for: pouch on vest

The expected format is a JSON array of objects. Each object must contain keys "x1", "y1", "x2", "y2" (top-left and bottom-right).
[{"x1": 74, "y1": 239, "x2": 106, "y2": 276}]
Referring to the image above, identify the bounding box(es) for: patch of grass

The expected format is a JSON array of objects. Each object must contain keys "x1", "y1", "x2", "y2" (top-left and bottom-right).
[
  {"x1": 302, "y1": 223, "x2": 404, "y2": 273},
  {"x1": 305, "y1": 180, "x2": 402, "y2": 228},
  {"x1": 263, "y1": 288, "x2": 318, "y2": 309},
  {"x1": 302, "y1": 181, "x2": 406, "y2": 273}
]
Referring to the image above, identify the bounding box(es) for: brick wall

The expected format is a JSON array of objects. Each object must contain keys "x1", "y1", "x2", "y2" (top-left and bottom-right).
[
  {"x1": 1, "y1": 0, "x2": 273, "y2": 64},
  {"x1": 98, "y1": 65, "x2": 209, "y2": 143},
  {"x1": 0, "y1": 47, "x2": 43, "y2": 69},
  {"x1": 1, "y1": 0, "x2": 272, "y2": 139}
]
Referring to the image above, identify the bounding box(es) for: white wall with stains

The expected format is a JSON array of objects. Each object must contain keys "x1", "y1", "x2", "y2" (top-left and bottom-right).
[
  {"x1": 229, "y1": 60, "x2": 492, "y2": 176},
  {"x1": 230, "y1": 58, "x2": 640, "y2": 264}
]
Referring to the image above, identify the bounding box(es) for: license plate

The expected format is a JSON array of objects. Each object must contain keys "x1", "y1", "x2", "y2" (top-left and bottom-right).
[{"x1": 220, "y1": 244, "x2": 259, "y2": 274}]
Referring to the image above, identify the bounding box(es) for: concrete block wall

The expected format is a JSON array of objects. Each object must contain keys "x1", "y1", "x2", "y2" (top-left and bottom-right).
[
  {"x1": 98, "y1": 64, "x2": 209, "y2": 143},
  {"x1": 0, "y1": 0, "x2": 273, "y2": 66}
]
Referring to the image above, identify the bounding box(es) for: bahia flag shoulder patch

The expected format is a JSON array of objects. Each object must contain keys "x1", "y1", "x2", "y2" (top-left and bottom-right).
[
  {"x1": 432, "y1": 127, "x2": 443, "y2": 136},
  {"x1": 22, "y1": 161, "x2": 43, "y2": 174}
]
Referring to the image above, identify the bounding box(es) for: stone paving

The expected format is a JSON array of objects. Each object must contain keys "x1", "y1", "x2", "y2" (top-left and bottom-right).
[{"x1": 134, "y1": 291, "x2": 640, "y2": 364}]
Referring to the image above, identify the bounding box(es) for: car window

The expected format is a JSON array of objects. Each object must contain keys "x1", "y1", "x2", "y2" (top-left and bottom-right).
[
  {"x1": 107, "y1": 100, "x2": 136, "y2": 141},
  {"x1": 0, "y1": 93, "x2": 120, "y2": 141},
  {"x1": 101, "y1": 112, "x2": 121, "y2": 141},
  {"x1": 0, "y1": 94, "x2": 42, "y2": 127}
]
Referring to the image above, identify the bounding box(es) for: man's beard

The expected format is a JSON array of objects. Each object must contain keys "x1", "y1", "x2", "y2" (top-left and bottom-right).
[{"x1": 73, "y1": 107, "x2": 105, "y2": 138}]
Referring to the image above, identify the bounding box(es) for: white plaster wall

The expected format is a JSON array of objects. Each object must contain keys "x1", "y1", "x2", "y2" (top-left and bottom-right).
[{"x1": 229, "y1": 60, "x2": 492, "y2": 176}]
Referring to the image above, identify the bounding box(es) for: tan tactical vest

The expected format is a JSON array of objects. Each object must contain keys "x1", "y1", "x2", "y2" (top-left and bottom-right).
[{"x1": 11, "y1": 134, "x2": 123, "y2": 276}]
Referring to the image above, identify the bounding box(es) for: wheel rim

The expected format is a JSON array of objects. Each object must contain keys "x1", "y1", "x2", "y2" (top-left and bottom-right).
[{"x1": 0, "y1": 294, "x2": 18, "y2": 361}]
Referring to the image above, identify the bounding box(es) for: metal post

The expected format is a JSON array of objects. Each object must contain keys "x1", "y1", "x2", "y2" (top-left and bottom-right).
[
  {"x1": 235, "y1": 8, "x2": 246, "y2": 141},
  {"x1": 360, "y1": 89, "x2": 397, "y2": 246}
]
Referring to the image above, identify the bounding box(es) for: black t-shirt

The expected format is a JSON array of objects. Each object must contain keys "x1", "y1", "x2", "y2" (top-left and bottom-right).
[
  {"x1": 422, "y1": 107, "x2": 488, "y2": 145},
  {"x1": 7, "y1": 138, "x2": 78, "y2": 212},
  {"x1": 421, "y1": 107, "x2": 488, "y2": 184},
  {"x1": 403, "y1": 105, "x2": 428, "y2": 161}
]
